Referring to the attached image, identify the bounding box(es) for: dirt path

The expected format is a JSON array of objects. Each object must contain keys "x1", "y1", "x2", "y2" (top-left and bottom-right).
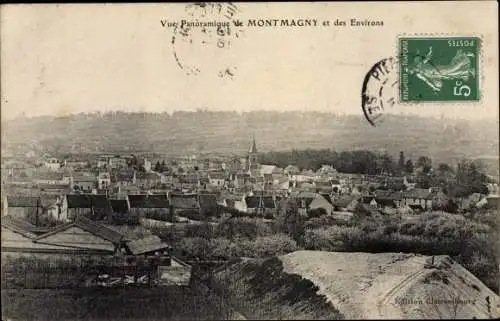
[
  {"x1": 376, "y1": 269, "x2": 428, "y2": 319},
  {"x1": 362, "y1": 255, "x2": 428, "y2": 319}
]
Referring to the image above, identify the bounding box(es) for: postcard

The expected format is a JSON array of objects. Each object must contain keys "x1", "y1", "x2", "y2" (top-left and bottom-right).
[{"x1": 1, "y1": 2, "x2": 498, "y2": 320}]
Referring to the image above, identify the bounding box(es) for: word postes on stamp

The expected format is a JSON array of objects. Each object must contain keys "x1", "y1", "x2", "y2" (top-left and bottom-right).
[{"x1": 399, "y1": 37, "x2": 480, "y2": 102}]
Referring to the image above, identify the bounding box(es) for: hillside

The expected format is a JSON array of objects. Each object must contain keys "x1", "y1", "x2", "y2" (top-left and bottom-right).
[
  {"x1": 214, "y1": 251, "x2": 499, "y2": 320},
  {"x1": 2, "y1": 111, "x2": 498, "y2": 165}
]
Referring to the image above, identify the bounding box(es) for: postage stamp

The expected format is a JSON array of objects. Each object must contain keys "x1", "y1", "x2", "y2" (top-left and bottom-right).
[{"x1": 399, "y1": 37, "x2": 480, "y2": 102}]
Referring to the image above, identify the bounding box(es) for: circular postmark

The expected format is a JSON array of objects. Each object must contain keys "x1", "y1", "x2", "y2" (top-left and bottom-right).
[
  {"x1": 171, "y1": 2, "x2": 244, "y2": 78},
  {"x1": 361, "y1": 57, "x2": 399, "y2": 126}
]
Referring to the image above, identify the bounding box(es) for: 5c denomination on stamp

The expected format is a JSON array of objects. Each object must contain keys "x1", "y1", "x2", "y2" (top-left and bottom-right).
[{"x1": 399, "y1": 37, "x2": 480, "y2": 102}]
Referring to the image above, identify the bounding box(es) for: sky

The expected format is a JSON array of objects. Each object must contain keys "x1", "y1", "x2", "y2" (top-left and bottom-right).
[{"x1": 1, "y1": 2, "x2": 498, "y2": 120}]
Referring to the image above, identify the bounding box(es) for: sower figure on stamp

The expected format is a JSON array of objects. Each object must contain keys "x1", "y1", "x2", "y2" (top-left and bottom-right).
[{"x1": 409, "y1": 46, "x2": 476, "y2": 93}]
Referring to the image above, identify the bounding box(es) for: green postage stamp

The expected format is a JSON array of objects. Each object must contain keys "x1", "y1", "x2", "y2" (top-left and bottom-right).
[{"x1": 399, "y1": 37, "x2": 480, "y2": 102}]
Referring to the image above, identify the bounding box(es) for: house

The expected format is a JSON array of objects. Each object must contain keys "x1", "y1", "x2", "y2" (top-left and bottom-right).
[
  {"x1": 72, "y1": 175, "x2": 97, "y2": 193},
  {"x1": 97, "y1": 155, "x2": 111, "y2": 168},
  {"x1": 128, "y1": 194, "x2": 170, "y2": 217},
  {"x1": 33, "y1": 171, "x2": 70, "y2": 185},
  {"x1": 44, "y1": 157, "x2": 61, "y2": 171},
  {"x1": 208, "y1": 172, "x2": 227, "y2": 187},
  {"x1": 136, "y1": 171, "x2": 162, "y2": 189},
  {"x1": 170, "y1": 193, "x2": 200, "y2": 214},
  {"x1": 294, "y1": 192, "x2": 334, "y2": 216},
  {"x1": 37, "y1": 183, "x2": 70, "y2": 194},
  {"x1": 333, "y1": 195, "x2": 359, "y2": 212},
  {"x1": 98, "y1": 172, "x2": 111, "y2": 189},
  {"x1": 317, "y1": 165, "x2": 337, "y2": 175},
  {"x1": 276, "y1": 177, "x2": 293, "y2": 191},
  {"x1": 33, "y1": 216, "x2": 126, "y2": 255},
  {"x1": 110, "y1": 199, "x2": 131, "y2": 214},
  {"x1": 126, "y1": 235, "x2": 171, "y2": 256},
  {"x1": 60, "y1": 194, "x2": 111, "y2": 222},
  {"x1": 284, "y1": 165, "x2": 300, "y2": 175},
  {"x1": 64, "y1": 159, "x2": 89, "y2": 169},
  {"x1": 1, "y1": 215, "x2": 50, "y2": 238},
  {"x1": 198, "y1": 193, "x2": 218, "y2": 216},
  {"x1": 260, "y1": 165, "x2": 283, "y2": 176},
  {"x1": 113, "y1": 169, "x2": 136, "y2": 186},
  {"x1": 109, "y1": 156, "x2": 128, "y2": 169},
  {"x1": 314, "y1": 181, "x2": 333, "y2": 194},
  {"x1": 230, "y1": 173, "x2": 251, "y2": 189},
  {"x1": 362, "y1": 190, "x2": 403, "y2": 209},
  {"x1": 1, "y1": 216, "x2": 77, "y2": 254},
  {"x1": 401, "y1": 188, "x2": 434, "y2": 210},
  {"x1": 237, "y1": 194, "x2": 276, "y2": 214},
  {"x1": 40, "y1": 195, "x2": 62, "y2": 220},
  {"x1": 4, "y1": 196, "x2": 42, "y2": 221},
  {"x1": 486, "y1": 195, "x2": 499, "y2": 209},
  {"x1": 109, "y1": 198, "x2": 135, "y2": 224}
]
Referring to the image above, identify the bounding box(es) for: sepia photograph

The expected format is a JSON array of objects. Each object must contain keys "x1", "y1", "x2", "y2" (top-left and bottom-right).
[{"x1": 1, "y1": 2, "x2": 499, "y2": 320}]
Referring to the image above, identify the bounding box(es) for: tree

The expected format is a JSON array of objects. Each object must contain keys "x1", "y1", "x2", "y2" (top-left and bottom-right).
[
  {"x1": 398, "y1": 151, "x2": 406, "y2": 172},
  {"x1": 276, "y1": 199, "x2": 305, "y2": 243},
  {"x1": 405, "y1": 159, "x2": 414, "y2": 174},
  {"x1": 451, "y1": 159, "x2": 489, "y2": 197},
  {"x1": 378, "y1": 153, "x2": 396, "y2": 175},
  {"x1": 154, "y1": 161, "x2": 161, "y2": 172},
  {"x1": 416, "y1": 156, "x2": 432, "y2": 174},
  {"x1": 161, "y1": 160, "x2": 167, "y2": 172},
  {"x1": 308, "y1": 208, "x2": 327, "y2": 219}
]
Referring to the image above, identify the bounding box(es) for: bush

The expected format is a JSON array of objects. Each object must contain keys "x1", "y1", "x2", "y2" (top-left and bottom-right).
[
  {"x1": 215, "y1": 217, "x2": 273, "y2": 240},
  {"x1": 308, "y1": 208, "x2": 327, "y2": 219},
  {"x1": 174, "y1": 234, "x2": 297, "y2": 260},
  {"x1": 238, "y1": 234, "x2": 298, "y2": 257}
]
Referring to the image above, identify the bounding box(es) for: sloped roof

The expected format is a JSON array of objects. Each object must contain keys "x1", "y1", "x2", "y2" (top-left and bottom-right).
[
  {"x1": 245, "y1": 196, "x2": 275, "y2": 209},
  {"x1": 170, "y1": 193, "x2": 199, "y2": 209},
  {"x1": 112, "y1": 170, "x2": 135, "y2": 183},
  {"x1": 126, "y1": 235, "x2": 170, "y2": 255},
  {"x1": 260, "y1": 165, "x2": 281, "y2": 175},
  {"x1": 404, "y1": 188, "x2": 432, "y2": 199},
  {"x1": 296, "y1": 191, "x2": 319, "y2": 199},
  {"x1": 136, "y1": 171, "x2": 160, "y2": 180},
  {"x1": 73, "y1": 175, "x2": 96, "y2": 182},
  {"x1": 37, "y1": 183, "x2": 70, "y2": 190},
  {"x1": 32, "y1": 171, "x2": 65, "y2": 181},
  {"x1": 320, "y1": 193, "x2": 333, "y2": 205},
  {"x1": 1, "y1": 215, "x2": 50, "y2": 238},
  {"x1": 262, "y1": 196, "x2": 276, "y2": 209},
  {"x1": 6, "y1": 196, "x2": 40, "y2": 208},
  {"x1": 66, "y1": 194, "x2": 110, "y2": 209},
  {"x1": 198, "y1": 194, "x2": 218, "y2": 208},
  {"x1": 284, "y1": 165, "x2": 300, "y2": 172},
  {"x1": 245, "y1": 196, "x2": 261, "y2": 208},
  {"x1": 128, "y1": 194, "x2": 169, "y2": 208},
  {"x1": 39, "y1": 195, "x2": 60, "y2": 208},
  {"x1": 209, "y1": 172, "x2": 226, "y2": 180},
  {"x1": 334, "y1": 195, "x2": 357, "y2": 208},
  {"x1": 35, "y1": 216, "x2": 124, "y2": 245},
  {"x1": 110, "y1": 199, "x2": 129, "y2": 213}
]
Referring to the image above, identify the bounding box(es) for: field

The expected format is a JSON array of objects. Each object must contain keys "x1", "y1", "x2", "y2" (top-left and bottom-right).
[{"x1": 1, "y1": 284, "x2": 240, "y2": 321}]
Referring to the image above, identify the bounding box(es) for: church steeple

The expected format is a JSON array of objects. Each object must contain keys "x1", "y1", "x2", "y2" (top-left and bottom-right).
[
  {"x1": 248, "y1": 135, "x2": 259, "y2": 172},
  {"x1": 249, "y1": 135, "x2": 258, "y2": 154}
]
